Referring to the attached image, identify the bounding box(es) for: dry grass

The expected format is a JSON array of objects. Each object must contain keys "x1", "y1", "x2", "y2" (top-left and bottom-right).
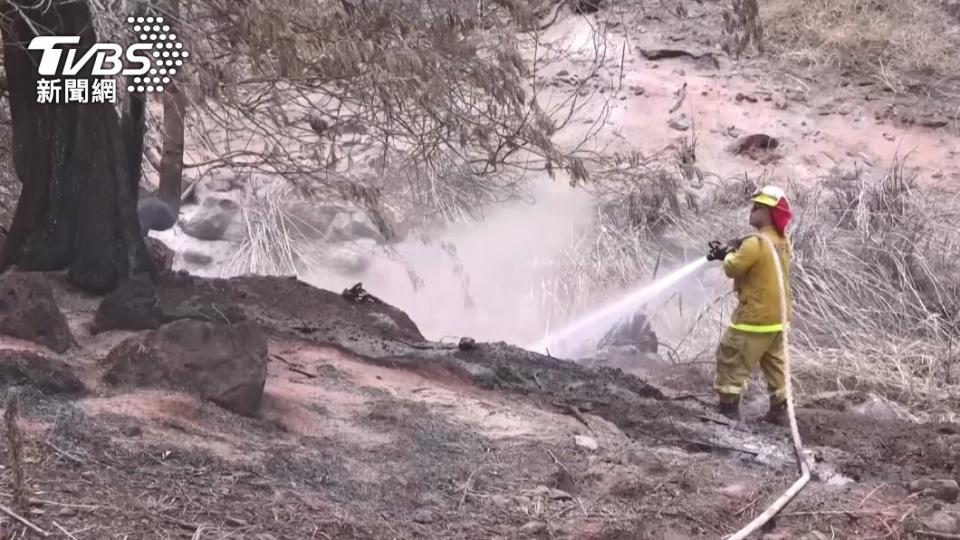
[
  {"x1": 763, "y1": 0, "x2": 960, "y2": 91},
  {"x1": 786, "y1": 158, "x2": 960, "y2": 416},
  {"x1": 539, "y1": 154, "x2": 960, "y2": 415},
  {"x1": 225, "y1": 184, "x2": 326, "y2": 277}
]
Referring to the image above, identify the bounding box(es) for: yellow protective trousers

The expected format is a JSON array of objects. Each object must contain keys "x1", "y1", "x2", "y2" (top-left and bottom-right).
[{"x1": 714, "y1": 327, "x2": 787, "y2": 403}]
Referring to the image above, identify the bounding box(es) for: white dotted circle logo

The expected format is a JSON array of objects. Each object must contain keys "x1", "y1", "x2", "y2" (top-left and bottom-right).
[{"x1": 125, "y1": 15, "x2": 189, "y2": 93}]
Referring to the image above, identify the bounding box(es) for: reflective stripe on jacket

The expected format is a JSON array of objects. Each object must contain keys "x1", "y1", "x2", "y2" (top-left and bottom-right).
[{"x1": 722, "y1": 226, "x2": 792, "y2": 332}]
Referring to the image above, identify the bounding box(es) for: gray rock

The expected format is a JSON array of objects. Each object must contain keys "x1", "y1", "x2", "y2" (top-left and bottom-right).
[
  {"x1": 0, "y1": 350, "x2": 85, "y2": 395},
  {"x1": 668, "y1": 114, "x2": 691, "y2": 131},
  {"x1": 0, "y1": 271, "x2": 75, "y2": 353},
  {"x1": 181, "y1": 197, "x2": 241, "y2": 241},
  {"x1": 93, "y1": 277, "x2": 164, "y2": 333},
  {"x1": 102, "y1": 319, "x2": 268, "y2": 416},
  {"x1": 144, "y1": 237, "x2": 175, "y2": 274}
]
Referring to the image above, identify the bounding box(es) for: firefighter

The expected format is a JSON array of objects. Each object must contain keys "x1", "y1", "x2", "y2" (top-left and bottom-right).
[{"x1": 706, "y1": 185, "x2": 793, "y2": 425}]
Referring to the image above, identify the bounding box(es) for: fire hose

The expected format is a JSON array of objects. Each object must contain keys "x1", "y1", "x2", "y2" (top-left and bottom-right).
[{"x1": 723, "y1": 234, "x2": 811, "y2": 540}]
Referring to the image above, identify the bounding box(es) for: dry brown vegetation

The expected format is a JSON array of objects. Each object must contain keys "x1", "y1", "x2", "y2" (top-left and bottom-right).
[
  {"x1": 763, "y1": 0, "x2": 960, "y2": 94},
  {"x1": 538, "y1": 146, "x2": 960, "y2": 417}
]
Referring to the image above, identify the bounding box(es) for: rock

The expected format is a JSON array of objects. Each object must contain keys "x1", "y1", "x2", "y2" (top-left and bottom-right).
[
  {"x1": 0, "y1": 350, "x2": 85, "y2": 395},
  {"x1": 326, "y1": 210, "x2": 385, "y2": 243},
  {"x1": 910, "y1": 479, "x2": 960, "y2": 503},
  {"x1": 921, "y1": 509, "x2": 960, "y2": 533},
  {"x1": 736, "y1": 92, "x2": 758, "y2": 103},
  {"x1": 102, "y1": 319, "x2": 268, "y2": 416},
  {"x1": 182, "y1": 250, "x2": 213, "y2": 266},
  {"x1": 574, "y1": 435, "x2": 598, "y2": 451},
  {"x1": 93, "y1": 277, "x2": 164, "y2": 333},
  {"x1": 181, "y1": 197, "x2": 241, "y2": 241},
  {"x1": 668, "y1": 114, "x2": 691, "y2": 131},
  {"x1": 0, "y1": 271, "x2": 75, "y2": 353},
  {"x1": 162, "y1": 295, "x2": 247, "y2": 325},
  {"x1": 144, "y1": 237, "x2": 174, "y2": 273},
  {"x1": 729, "y1": 133, "x2": 779, "y2": 156}
]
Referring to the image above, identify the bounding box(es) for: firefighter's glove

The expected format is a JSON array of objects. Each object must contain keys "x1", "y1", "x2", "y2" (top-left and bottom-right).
[{"x1": 706, "y1": 240, "x2": 732, "y2": 261}]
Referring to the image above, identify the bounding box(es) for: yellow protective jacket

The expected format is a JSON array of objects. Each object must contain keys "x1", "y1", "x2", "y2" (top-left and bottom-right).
[{"x1": 722, "y1": 226, "x2": 793, "y2": 332}]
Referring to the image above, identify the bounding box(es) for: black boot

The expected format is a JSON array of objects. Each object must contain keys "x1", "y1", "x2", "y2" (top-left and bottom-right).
[
  {"x1": 717, "y1": 394, "x2": 741, "y2": 421},
  {"x1": 762, "y1": 397, "x2": 789, "y2": 427}
]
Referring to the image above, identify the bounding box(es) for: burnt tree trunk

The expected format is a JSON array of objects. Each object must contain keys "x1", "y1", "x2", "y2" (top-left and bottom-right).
[
  {"x1": 0, "y1": 0, "x2": 152, "y2": 293},
  {"x1": 157, "y1": 0, "x2": 187, "y2": 206}
]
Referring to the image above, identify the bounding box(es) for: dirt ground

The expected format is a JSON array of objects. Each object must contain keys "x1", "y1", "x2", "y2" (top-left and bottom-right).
[
  {"x1": 3, "y1": 2, "x2": 960, "y2": 539},
  {"x1": 0, "y1": 272, "x2": 956, "y2": 539}
]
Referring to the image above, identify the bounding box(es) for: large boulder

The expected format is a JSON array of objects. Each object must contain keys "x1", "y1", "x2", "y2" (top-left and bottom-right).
[
  {"x1": 0, "y1": 271, "x2": 75, "y2": 353},
  {"x1": 92, "y1": 277, "x2": 164, "y2": 333},
  {"x1": 93, "y1": 278, "x2": 247, "y2": 334},
  {"x1": 0, "y1": 350, "x2": 85, "y2": 395},
  {"x1": 101, "y1": 319, "x2": 268, "y2": 416},
  {"x1": 181, "y1": 196, "x2": 241, "y2": 241}
]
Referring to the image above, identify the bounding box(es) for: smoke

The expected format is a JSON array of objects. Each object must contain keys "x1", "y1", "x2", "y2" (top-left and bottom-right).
[{"x1": 300, "y1": 175, "x2": 595, "y2": 345}]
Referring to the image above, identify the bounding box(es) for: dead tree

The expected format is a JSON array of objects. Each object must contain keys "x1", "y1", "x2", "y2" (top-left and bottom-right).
[{"x1": 0, "y1": 0, "x2": 153, "y2": 293}]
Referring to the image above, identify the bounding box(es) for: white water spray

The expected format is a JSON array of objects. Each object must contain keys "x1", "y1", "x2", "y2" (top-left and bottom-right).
[{"x1": 526, "y1": 257, "x2": 710, "y2": 356}]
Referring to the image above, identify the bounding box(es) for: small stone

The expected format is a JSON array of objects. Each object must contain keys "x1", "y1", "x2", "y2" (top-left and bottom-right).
[
  {"x1": 668, "y1": 114, "x2": 691, "y2": 131},
  {"x1": 910, "y1": 479, "x2": 960, "y2": 503},
  {"x1": 574, "y1": 435, "x2": 598, "y2": 451}
]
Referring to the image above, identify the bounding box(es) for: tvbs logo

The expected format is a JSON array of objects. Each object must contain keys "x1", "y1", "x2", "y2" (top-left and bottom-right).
[{"x1": 29, "y1": 15, "x2": 190, "y2": 104}]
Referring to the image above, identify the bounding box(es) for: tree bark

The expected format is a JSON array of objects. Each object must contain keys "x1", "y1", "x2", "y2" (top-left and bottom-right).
[
  {"x1": 158, "y1": 81, "x2": 187, "y2": 204},
  {"x1": 157, "y1": 0, "x2": 186, "y2": 205},
  {"x1": 0, "y1": 0, "x2": 152, "y2": 293}
]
